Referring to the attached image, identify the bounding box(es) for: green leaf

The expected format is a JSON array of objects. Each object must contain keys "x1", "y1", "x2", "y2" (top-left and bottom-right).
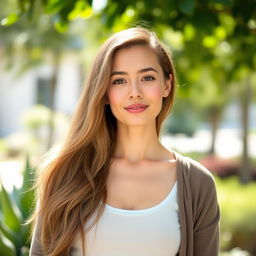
[
  {"x1": 211, "y1": 0, "x2": 232, "y2": 6},
  {"x1": 45, "y1": 0, "x2": 63, "y2": 13},
  {"x1": 183, "y1": 24, "x2": 196, "y2": 41},
  {"x1": 19, "y1": 155, "x2": 36, "y2": 219},
  {"x1": 11, "y1": 186, "x2": 20, "y2": 206},
  {"x1": 0, "y1": 222, "x2": 21, "y2": 247},
  {"x1": 0, "y1": 180, "x2": 22, "y2": 233},
  {"x1": 53, "y1": 14, "x2": 69, "y2": 33},
  {"x1": 102, "y1": 2, "x2": 119, "y2": 28},
  {"x1": 68, "y1": 1, "x2": 93, "y2": 20},
  {"x1": 202, "y1": 35, "x2": 218, "y2": 48},
  {"x1": 0, "y1": 13, "x2": 19, "y2": 26},
  {"x1": 178, "y1": 0, "x2": 196, "y2": 15},
  {"x1": 40, "y1": 0, "x2": 48, "y2": 5},
  {"x1": 20, "y1": 223, "x2": 31, "y2": 246},
  {"x1": 0, "y1": 230, "x2": 16, "y2": 256},
  {"x1": 87, "y1": 0, "x2": 94, "y2": 6}
]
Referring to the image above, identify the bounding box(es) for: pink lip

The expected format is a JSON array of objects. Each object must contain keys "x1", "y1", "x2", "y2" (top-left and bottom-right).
[
  {"x1": 125, "y1": 103, "x2": 148, "y2": 109},
  {"x1": 124, "y1": 105, "x2": 148, "y2": 113}
]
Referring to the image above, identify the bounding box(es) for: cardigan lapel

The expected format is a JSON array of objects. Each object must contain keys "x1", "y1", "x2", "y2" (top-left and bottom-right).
[{"x1": 173, "y1": 150, "x2": 195, "y2": 256}]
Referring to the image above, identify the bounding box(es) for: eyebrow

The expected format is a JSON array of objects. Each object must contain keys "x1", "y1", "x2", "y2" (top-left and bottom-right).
[{"x1": 111, "y1": 67, "x2": 158, "y2": 77}]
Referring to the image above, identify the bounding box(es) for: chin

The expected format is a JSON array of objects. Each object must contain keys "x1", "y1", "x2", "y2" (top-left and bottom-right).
[{"x1": 118, "y1": 118, "x2": 157, "y2": 128}]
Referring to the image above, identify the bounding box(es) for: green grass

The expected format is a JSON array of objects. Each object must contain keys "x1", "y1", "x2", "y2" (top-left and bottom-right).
[{"x1": 215, "y1": 176, "x2": 256, "y2": 253}]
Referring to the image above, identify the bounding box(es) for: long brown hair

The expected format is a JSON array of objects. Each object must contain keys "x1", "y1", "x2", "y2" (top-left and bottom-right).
[{"x1": 30, "y1": 27, "x2": 177, "y2": 255}]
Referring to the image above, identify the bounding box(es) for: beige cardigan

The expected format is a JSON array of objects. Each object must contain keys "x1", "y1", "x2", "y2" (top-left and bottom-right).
[
  {"x1": 29, "y1": 150, "x2": 220, "y2": 255},
  {"x1": 174, "y1": 150, "x2": 220, "y2": 255}
]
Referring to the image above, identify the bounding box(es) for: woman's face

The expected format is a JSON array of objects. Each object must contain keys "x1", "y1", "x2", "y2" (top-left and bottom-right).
[{"x1": 106, "y1": 44, "x2": 172, "y2": 127}]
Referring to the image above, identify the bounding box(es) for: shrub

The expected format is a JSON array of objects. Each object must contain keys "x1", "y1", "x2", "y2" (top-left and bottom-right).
[
  {"x1": 0, "y1": 155, "x2": 35, "y2": 255},
  {"x1": 216, "y1": 176, "x2": 256, "y2": 254}
]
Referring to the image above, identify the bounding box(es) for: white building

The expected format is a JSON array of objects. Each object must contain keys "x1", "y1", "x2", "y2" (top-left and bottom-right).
[{"x1": 0, "y1": 52, "x2": 82, "y2": 137}]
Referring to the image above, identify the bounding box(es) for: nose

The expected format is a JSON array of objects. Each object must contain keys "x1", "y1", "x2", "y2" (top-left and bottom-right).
[{"x1": 129, "y1": 80, "x2": 143, "y2": 99}]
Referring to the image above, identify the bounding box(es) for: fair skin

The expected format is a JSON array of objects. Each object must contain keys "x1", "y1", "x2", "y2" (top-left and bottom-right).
[
  {"x1": 105, "y1": 45, "x2": 177, "y2": 210},
  {"x1": 106, "y1": 44, "x2": 173, "y2": 163}
]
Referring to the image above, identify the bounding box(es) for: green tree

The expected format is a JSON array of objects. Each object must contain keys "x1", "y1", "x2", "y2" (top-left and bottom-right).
[
  {"x1": 0, "y1": 0, "x2": 83, "y2": 150},
  {"x1": 2, "y1": 0, "x2": 256, "y2": 182}
]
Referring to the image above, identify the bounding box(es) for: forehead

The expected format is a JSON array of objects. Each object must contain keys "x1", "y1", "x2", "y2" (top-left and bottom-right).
[{"x1": 112, "y1": 45, "x2": 161, "y2": 71}]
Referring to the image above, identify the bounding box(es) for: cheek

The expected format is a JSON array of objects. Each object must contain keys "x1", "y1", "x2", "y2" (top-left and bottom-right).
[
  {"x1": 107, "y1": 89, "x2": 122, "y2": 105},
  {"x1": 147, "y1": 86, "x2": 162, "y2": 99}
]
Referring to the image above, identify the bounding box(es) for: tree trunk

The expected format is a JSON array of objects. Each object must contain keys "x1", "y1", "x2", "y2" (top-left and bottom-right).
[
  {"x1": 208, "y1": 105, "x2": 222, "y2": 155},
  {"x1": 47, "y1": 52, "x2": 61, "y2": 150},
  {"x1": 239, "y1": 76, "x2": 252, "y2": 183},
  {"x1": 79, "y1": 62, "x2": 85, "y2": 91}
]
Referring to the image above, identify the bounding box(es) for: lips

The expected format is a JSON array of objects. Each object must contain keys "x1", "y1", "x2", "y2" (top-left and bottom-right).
[
  {"x1": 124, "y1": 103, "x2": 149, "y2": 110},
  {"x1": 124, "y1": 103, "x2": 149, "y2": 113}
]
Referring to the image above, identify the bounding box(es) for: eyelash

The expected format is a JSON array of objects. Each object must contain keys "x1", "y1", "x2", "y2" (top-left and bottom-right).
[
  {"x1": 112, "y1": 76, "x2": 155, "y2": 85},
  {"x1": 112, "y1": 78, "x2": 126, "y2": 85},
  {"x1": 142, "y1": 75, "x2": 155, "y2": 81}
]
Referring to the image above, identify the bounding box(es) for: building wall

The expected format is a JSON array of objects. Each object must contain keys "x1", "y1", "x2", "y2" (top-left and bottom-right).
[{"x1": 0, "y1": 52, "x2": 81, "y2": 137}]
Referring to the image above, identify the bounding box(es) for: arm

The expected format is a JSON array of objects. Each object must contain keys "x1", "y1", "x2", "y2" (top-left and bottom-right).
[
  {"x1": 193, "y1": 174, "x2": 220, "y2": 256},
  {"x1": 29, "y1": 219, "x2": 44, "y2": 256}
]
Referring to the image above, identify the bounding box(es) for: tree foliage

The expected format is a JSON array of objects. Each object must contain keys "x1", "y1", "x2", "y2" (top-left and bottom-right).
[{"x1": 1, "y1": 0, "x2": 255, "y2": 181}]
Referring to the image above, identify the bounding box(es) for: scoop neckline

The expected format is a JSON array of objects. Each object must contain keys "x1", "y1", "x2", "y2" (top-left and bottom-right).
[
  {"x1": 103, "y1": 181, "x2": 177, "y2": 215},
  {"x1": 102, "y1": 150, "x2": 180, "y2": 215}
]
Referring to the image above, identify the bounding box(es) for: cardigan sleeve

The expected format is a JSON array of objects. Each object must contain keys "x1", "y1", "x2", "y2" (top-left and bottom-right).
[
  {"x1": 190, "y1": 160, "x2": 220, "y2": 256},
  {"x1": 29, "y1": 219, "x2": 44, "y2": 256}
]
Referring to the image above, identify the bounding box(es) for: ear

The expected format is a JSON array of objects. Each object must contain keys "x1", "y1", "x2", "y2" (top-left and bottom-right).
[{"x1": 163, "y1": 73, "x2": 172, "y2": 98}]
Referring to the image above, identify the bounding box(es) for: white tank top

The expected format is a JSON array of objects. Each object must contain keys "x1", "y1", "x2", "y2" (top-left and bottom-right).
[{"x1": 72, "y1": 181, "x2": 180, "y2": 256}]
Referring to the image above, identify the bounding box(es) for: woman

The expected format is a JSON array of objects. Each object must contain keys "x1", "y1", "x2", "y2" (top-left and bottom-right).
[{"x1": 29, "y1": 27, "x2": 220, "y2": 256}]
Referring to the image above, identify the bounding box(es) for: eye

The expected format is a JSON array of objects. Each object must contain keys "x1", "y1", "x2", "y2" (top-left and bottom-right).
[
  {"x1": 112, "y1": 78, "x2": 126, "y2": 85},
  {"x1": 142, "y1": 75, "x2": 155, "y2": 81}
]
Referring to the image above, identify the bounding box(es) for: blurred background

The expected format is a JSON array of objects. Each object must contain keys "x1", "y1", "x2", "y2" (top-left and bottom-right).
[{"x1": 0, "y1": 0, "x2": 255, "y2": 255}]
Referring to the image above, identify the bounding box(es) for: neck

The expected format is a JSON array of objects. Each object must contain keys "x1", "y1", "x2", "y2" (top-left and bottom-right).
[{"x1": 113, "y1": 121, "x2": 172, "y2": 164}]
